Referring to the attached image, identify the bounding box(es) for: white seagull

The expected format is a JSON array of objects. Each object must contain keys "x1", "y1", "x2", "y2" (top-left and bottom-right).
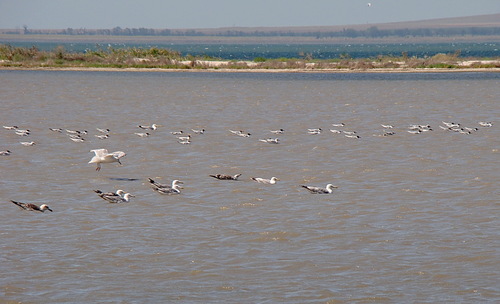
[
  {"x1": 89, "y1": 149, "x2": 126, "y2": 171},
  {"x1": 343, "y1": 130, "x2": 357, "y2": 135},
  {"x1": 237, "y1": 132, "x2": 251, "y2": 137},
  {"x1": 344, "y1": 134, "x2": 360, "y2": 139},
  {"x1": 151, "y1": 182, "x2": 183, "y2": 195},
  {"x1": 148, "y1": 178, "x2": 184, "y2": 190},
  {"x1": 270, "y1": 129, "x2": 284, "y2": 134},
  {"x1": 66, "y1": 129, "x2": 84, "y2": 134},
  {"x1": 15, "y1": 130, "x2": 30, "y2": 136},
  {"x1": 307, "y1": 128, "x2": 322, "y2": 135},
  {"x1": 20, "y1": 141, "x2": 36, "y2": 146},
  {"x1": 95, "y1": 134, "x2": 109, "y2": 140},
  {"x1": 1, "y1": 150, "x2": 11, "y2": 156},
  {"x1": 478, "y1": 121, "x2": 493, "y2": 127},
  {"x1": 138, "y1": 124, "x2": 160, "y2": 130},
  {"x1": 103, "y1": 192, "x2": 134, "y2": 203},
  {"x1": 252, "y1": 176, "x2": 279, "y2": 184},
  {"x1": 259, "y1": 138, "x2": 280, "y2": 144},
  {"x1": 177, "y1": 134, "x2": 191, "y2": 141},
  {"x1": 96, "y1": 128, "x2": 110, "y2": 133},
  {"x1": 301, "y1": 184, "x2": 337, "y2": 194},
  {"x1": 191, "y1": 128, "x2": 205, "y2": 134},
  {"x1": 70, "y1": 137, "x2": 85, "y2": 142},
  {"x1": 94, "y1": 189, "x2": 126, "y2": 203}
]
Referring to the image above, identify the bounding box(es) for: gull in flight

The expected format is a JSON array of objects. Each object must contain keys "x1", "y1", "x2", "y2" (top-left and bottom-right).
[
  {"x1": 89, "y1": 149, "x2": 126, "y2": 171},
  {"x1": 10, "y1": 200, "x2": 53, "y2": 212},
  {"x1": 252, "y1": 176, "x2": 279, "y2": 184},
  {"x1": 301, "y1": 184, "x2": 338, "y2": 194}
]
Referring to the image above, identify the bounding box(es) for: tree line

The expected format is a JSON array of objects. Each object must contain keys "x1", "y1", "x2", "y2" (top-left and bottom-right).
[{"x1": 15, "y1": 26, "x2": 500, "y2": 38}]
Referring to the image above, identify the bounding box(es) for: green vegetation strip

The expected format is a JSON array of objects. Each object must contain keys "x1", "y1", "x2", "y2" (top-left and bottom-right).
[{"x1": 1, "y1": 44, "x2": 499, "y2": 70}]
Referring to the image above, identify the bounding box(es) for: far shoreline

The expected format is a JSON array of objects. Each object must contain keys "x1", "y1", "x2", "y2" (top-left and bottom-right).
[{"x1": 1, "y1": 66, "x2": 500, "y2": 74}]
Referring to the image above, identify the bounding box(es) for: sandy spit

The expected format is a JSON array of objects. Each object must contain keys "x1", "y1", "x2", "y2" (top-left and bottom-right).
[{"x1": 1, "y1": 66, "x2": 500, "y2": 73}]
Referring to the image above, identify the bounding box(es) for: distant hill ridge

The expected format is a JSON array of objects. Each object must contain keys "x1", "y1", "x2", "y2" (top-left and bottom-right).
[
  {"x1": 1, "y1": 13, "x2": 499, "y2": 38},
  {"x1": 192, "y1": 13, "x2": 500, "y2": 34}
]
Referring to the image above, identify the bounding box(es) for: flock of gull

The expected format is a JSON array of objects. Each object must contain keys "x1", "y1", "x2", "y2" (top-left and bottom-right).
[{"x1": 3, "y1": 119, "x2": 494, "y2": 212}]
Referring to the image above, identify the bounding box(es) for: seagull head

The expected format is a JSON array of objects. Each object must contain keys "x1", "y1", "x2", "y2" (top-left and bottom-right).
[{"x1": 40, "y1": 204, "x2": 53, "y2": 212}]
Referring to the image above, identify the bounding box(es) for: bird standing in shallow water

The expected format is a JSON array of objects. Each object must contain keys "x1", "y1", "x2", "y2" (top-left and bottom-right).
[{"x1": 10, "y1": 200, "x2": 53, "y2": 212}]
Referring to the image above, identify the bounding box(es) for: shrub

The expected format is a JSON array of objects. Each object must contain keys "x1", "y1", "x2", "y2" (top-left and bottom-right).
[{"x1": 253, "y1": 57, "x2": 267, "y2": 62}]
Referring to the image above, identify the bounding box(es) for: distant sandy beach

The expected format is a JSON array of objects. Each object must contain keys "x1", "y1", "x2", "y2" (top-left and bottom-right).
[{"x1": 2, "y1": 65, "x2": 499, "y2": 73}]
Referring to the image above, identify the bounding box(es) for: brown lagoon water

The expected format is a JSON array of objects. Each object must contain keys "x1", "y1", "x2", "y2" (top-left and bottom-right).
[{"x1": 1, "y1": 70, "x2": 499, "y2": 303}]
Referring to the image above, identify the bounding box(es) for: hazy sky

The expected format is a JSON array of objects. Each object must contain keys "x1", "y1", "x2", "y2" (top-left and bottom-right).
[{"x1": 1, "y1": 0, "x2": 499, "y2": 29}]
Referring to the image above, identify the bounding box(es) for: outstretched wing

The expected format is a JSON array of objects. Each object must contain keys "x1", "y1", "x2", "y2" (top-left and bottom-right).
[
  {"x1": 90, "y1": 149, "x2": 109, "y2": 158},
  {"x1": 11, "y1": 200, "x2": 28, "y2": 210},
  {"x1": 111, "y1": 151, "x2": 126, "y2": 160}
]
